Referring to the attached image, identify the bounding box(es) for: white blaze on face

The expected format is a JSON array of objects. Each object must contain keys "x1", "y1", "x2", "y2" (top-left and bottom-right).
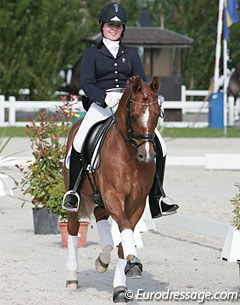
[
  {"x1": 141, "y1": 107, "x2": 151, "y2": 158},
  {"x1": 141, "y1": 107, "x2": 149, "y2": 128}
]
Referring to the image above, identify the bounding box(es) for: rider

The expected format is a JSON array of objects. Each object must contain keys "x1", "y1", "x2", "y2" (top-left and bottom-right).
[{"x1": 63, "y1": 2, "x2": 179, "y2": 218}]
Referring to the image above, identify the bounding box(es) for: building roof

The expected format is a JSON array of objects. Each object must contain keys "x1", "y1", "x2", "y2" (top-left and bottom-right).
[{"x1": 83, "y1": 26, "x2": 193, "y2": 48}]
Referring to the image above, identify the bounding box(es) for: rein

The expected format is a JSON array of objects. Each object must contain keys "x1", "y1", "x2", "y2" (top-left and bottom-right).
[{"x1": 111, "y1": 94, "x2": 157, "y2": 149}]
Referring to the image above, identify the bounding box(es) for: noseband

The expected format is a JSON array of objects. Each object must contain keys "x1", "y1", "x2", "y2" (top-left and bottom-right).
[{"x1": 112, "y1": 94, "x2": 157, "y2": 149}]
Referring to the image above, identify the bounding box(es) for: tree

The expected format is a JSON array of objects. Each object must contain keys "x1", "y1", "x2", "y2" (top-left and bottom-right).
[
  {"x1": 0, "y1": 0, "x2": 140, "y2": 100},
  {"x1": 148, "y1": 0, "x2": 240, "y2": 89},
  {"x1": 1, "y1": 0, "x2": 239, "y2": 97},
  {"x1": 0, "y1": 0, "x2": 88, "y2": 99}
]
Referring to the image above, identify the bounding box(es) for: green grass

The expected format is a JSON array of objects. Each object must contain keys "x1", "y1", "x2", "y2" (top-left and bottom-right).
[
  {"x1": 160, "y1": 127, "x2": 240, "y2": 138},
  {"x1": 1, "y1": 126, "x2": 240, "y2": 138},
  {"x1": 0, "y1": 127, "x2": 28, "y2": 137}
]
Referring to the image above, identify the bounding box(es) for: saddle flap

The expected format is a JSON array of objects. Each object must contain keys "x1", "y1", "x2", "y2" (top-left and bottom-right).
[{"x1": 81, "y1": 117, "x2": 113, "y2": 169}]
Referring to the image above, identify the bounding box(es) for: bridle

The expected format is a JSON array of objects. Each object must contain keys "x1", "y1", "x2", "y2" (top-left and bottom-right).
[{"x1": 111, "y1": 93, "x2": 158, "y2": 149}]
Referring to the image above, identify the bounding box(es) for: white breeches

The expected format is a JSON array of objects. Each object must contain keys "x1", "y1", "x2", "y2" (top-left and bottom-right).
[
  {"x1": 73, "y1": 103, "x2": 112, "y2": 153},
  {"x1": 73, "y1": 102, "x2": 166, "y2": 157}
]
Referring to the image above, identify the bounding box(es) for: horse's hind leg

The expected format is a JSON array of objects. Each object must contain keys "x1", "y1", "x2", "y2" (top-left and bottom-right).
[
  {"x1": 94, "y1": 206, "x2": 113, "y2": 273},
  {"x1": 66, "y1": 212, "x2": 79, "y2": 289}
]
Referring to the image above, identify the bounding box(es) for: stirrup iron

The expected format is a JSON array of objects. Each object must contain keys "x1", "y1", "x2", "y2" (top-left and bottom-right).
[{"x1": 62, "y1": 190, "x2": 80, "y2": 212}]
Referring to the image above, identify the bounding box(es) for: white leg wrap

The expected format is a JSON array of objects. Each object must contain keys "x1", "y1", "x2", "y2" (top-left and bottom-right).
[
  {"x1": 67, "y1": 234, "x2": 79, "y2": 271},
  {"x1": 67, "y1": 270, "x2": 78, "y2": 282},
  {"x1": 113, "y1": 258, "x2": 127, "y2": 288},
  {"x1": 97, "y1": 220, "x2": 114, "y2": 265},
  {"x1": 121, "y1": 229, "x2": 137, "y2": 259},
  {"x1": 155, "y1": 128, "x2": 167, "y2": 157},
  {"x1": 99, "y1": 245, "x2": 112, "y2": 265},
  {"x1": 96, "y1": 220, "x2": 114, "y2": 249}
]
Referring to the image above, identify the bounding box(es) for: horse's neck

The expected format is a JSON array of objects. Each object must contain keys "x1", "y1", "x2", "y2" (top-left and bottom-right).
[{"x1": 116, "y1": 95, "x2": 129, "y2": 134}]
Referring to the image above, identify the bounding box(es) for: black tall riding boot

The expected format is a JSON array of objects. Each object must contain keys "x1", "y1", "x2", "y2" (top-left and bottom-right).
[
  {"x1": 149, "y1": 137, "x2": 179, "y2": 218},
  {"x1": 62, "y1": 145, "x2": 83, "y2": 211}
]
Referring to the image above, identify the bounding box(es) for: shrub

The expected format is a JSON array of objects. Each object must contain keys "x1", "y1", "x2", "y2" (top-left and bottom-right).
[
  {"x1": 16, "y1": 96, "x2": 79, "y2": 207},
  {"x1": 231, "y1": 182, "x2": 240, "y2": 231}
]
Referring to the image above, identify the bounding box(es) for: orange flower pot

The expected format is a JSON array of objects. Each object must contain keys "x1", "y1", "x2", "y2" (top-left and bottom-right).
[{"x1": 59, "y1": 221, "x2": 89, "y2": 248}]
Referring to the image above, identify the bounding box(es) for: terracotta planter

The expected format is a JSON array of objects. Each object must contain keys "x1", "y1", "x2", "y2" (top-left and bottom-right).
[{"x1": 59, "y1": 221, "x2": 89, "y2": 248}]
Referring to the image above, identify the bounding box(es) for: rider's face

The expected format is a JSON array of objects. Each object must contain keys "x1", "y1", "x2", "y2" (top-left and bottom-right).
[{"x1": 102, "y1": 23, "x2": 123, "y2": 41}]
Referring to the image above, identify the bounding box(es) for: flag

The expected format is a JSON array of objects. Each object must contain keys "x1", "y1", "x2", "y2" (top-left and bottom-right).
[{"x1": 224, "y1": 0, "x2": 239, "y2": 40}]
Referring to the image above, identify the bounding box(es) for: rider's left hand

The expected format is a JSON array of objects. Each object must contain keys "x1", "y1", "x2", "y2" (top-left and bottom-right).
[{"x1": 105, "y1": 92, "x2": 122, "y2": 108}]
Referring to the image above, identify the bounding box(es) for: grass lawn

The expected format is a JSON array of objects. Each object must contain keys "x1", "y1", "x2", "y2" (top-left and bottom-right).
[
  {"x1": 160, "y1": 126, "x2": 240, "y2": 138},
  {"x1": 1, "y1": 126, "x2": 240, "y2": 138}
]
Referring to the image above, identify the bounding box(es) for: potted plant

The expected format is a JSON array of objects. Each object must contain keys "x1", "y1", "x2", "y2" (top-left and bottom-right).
[
  {"x1": 221, "y1": 182, "x2": 240, "y2": 263},
  {"x1": 16, "y1": 97, "x2": 76, "y2": 234},
  {"x1": 47, "y1": 177, "x2": 90, "y2": 248}
]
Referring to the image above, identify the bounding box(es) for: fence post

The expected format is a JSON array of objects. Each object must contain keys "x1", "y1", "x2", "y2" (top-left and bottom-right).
[
  {"x1": 0, "y1": 95, "x2": 5, "y2": 126},
  {"x1": 181, "y1": 85, "x2": 187, "y2": 115},
  {"x1": 228, "y1": 96, "x2": 235, "y2": 126},
  {"x1": 9, "y1": 96, "x2": 16, "y2": 126}
]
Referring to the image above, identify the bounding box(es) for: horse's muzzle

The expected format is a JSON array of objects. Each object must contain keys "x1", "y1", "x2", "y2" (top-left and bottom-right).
[{"x1": 137, "y1": 145, "x2": 156, "y2": 163}]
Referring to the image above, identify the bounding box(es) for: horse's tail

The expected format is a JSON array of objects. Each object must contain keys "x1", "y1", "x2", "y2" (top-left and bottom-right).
[
  {"x1": 79, "y1": 195, "x2": 95, "y2": 220},
  {"x1": 67, "y1": 57, "x2": 82, "y2": 95}
]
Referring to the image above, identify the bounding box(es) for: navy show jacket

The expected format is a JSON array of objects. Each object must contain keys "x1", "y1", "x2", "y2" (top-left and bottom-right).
[{"x1": 80, "y1": 41, "x2": 147, "y2": 107}]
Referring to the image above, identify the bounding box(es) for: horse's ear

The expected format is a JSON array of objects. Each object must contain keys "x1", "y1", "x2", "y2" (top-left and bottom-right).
[
  {"x1": 128, "y1": 76, "x2": 142, "y2": 93},
  {"x1": 150, "y1": 76, "x2": 160, "y2": 93},
  {"x1": 127, "y1": 76, "x2": 135, "y2": 86}
]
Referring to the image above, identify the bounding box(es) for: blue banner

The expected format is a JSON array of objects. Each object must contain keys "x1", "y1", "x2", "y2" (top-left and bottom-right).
[{"x1": 224, "y1": 0, "x2": 239, "y2": 40}]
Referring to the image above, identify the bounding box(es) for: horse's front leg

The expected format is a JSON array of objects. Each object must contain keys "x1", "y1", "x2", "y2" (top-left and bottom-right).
[
  {"x1": 66, "y1": 212, "x2": 79, "y2": 289},
  {"x1": 117, "y1": 203, "x2": 146, "y2": 277},
  {"x1": 94, "y1": 206, "x2": 113, "y2": 273},
  {"x1": 112, "y1": 218, "x2": 144, "y2": 302},
  {"x1": 111, "y1": 202, "x2": 145, "y2": 302}
]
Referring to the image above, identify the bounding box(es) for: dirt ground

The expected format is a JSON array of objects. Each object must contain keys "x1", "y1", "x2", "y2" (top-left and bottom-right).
[{"x1": 0, "y1": 137, "x2": 240, "y2": 305}]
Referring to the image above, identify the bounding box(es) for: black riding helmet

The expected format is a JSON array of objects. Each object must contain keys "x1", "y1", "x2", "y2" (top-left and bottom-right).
[
  {"x1": 99, "y1": 3, "x2": 127, "y2": 40},
  {"x1": 99, "y1": 3, "x2": 127, "y2": 25}
]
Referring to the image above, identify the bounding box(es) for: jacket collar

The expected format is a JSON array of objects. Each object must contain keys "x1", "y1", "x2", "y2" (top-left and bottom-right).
[{"x1": 98, "y1": 40, "x2": 126, "y2": 58}]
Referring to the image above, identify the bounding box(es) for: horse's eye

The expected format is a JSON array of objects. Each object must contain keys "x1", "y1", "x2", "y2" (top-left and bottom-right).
[{"x1": 131, "y1": 115, "x2": 137, "y2": 123}]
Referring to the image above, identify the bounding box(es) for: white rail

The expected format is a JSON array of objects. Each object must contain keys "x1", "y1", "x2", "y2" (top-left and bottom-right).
[{"x1": 1, "y1": 86, "x2": 236, "y2": 128}]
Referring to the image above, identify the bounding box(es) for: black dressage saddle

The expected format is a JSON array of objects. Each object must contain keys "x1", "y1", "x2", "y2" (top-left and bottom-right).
[{"x1": 81, "y1": 116, "x2": 113, "y2": 170}]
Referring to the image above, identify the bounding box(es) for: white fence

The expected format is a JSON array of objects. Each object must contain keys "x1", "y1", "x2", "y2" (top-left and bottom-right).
[{"x1": 0, "y1": 86, "x2": 238, "y2": 127}]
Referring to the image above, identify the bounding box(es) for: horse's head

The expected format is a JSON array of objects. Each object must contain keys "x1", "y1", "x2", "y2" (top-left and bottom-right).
[{"x1": 120, "y1": 76, "x2": 161, "y2": 163}]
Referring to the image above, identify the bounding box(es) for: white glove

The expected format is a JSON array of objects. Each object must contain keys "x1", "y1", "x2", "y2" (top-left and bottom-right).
[
  {"x1": 157, "y1": 94, "x2": 164, "y2": 107},
  {"x1": 105, "y1": 92, "x2": 122, "y2": 108},
  {"x1": 158, "y1": 94, "x2": 165, "y2": 118}
]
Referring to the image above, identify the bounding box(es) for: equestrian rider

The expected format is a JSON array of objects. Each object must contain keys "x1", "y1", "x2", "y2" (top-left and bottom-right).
[{"x1": 63, "y1": 2, "x2": 179, "y2": 218}]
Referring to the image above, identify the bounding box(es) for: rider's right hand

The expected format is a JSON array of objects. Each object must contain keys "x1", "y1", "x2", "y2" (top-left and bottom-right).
[{"x1": 105, "y1": 92, "x2": 122, "y2": 108}]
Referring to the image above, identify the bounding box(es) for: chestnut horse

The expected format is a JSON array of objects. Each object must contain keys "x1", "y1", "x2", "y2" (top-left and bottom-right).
[{"x1": 63, "y1": 76, "x2": 161, "y2": 302}]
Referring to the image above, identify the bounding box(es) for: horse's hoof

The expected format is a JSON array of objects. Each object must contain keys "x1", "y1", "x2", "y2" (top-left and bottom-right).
[
  {"x1": 66, "y1": 280, "x2": 79, "y2": 289},
  {"x1": 113, "y1": 286, "x2": 129, "y2": 303},
  {"x1": 125, "y1": 257, "x2": 143, "y2": 278},
  {"x1": 95, "y1": 255, "x2": 109, "y2": 273}
]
